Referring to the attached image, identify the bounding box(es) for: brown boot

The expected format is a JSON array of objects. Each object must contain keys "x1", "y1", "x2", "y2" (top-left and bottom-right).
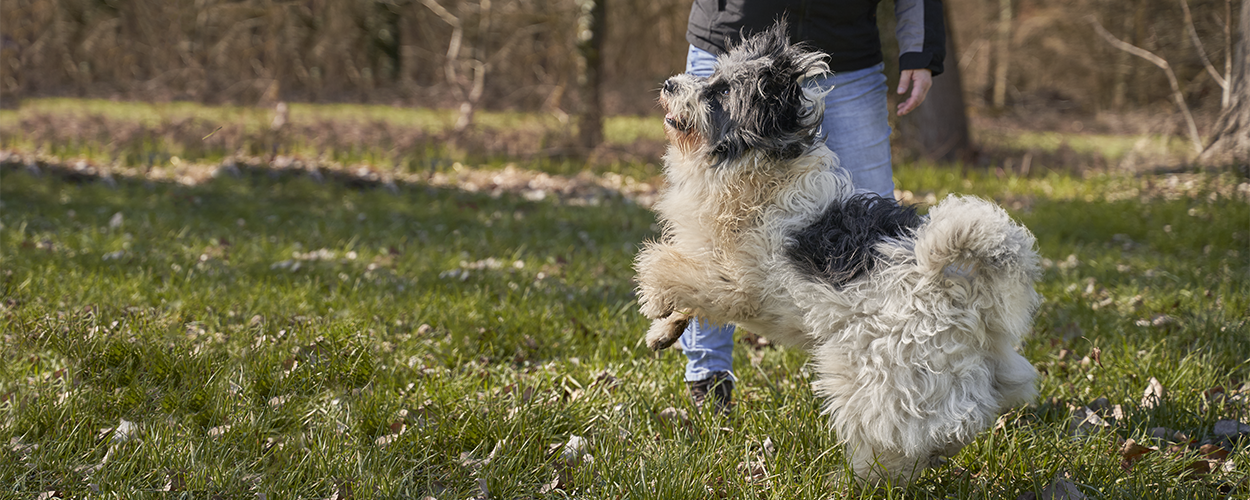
[{"x1": 688, "y1": 371, "x2": 735, "y2": 416}]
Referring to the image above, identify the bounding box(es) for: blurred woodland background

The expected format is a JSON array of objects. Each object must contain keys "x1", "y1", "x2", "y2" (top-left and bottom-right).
[{"x1": 1, "y1": 0, "x2": 1246, "y2": 167}]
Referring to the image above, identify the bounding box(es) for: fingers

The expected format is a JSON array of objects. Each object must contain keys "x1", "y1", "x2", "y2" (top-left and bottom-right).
[
  {"x1": 896, "y1": 72, "x2": 913, "y2": 97},
  {"x1": 896, "y1": 69, "x2": 933, "y2": 116}
]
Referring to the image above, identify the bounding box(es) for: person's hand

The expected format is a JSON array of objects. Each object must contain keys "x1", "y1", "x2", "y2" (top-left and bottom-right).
[{"x1": 896, "y1": 69, "x2": 933, "y2": 116}]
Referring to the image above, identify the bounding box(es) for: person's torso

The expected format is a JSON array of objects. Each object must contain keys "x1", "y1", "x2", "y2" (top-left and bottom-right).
[{"x1": 687, "y1": 0, "x2": 885, "y2": 72}]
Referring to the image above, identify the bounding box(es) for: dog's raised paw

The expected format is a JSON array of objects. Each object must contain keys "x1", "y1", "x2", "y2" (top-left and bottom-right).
[{"x1": 645, "y1": 312, "x2": 691, "y2": 351}]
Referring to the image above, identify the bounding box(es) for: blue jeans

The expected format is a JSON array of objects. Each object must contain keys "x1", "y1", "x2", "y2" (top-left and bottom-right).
[{"x1": 678, "y1": 45, "x2": 895, "y2": 382}]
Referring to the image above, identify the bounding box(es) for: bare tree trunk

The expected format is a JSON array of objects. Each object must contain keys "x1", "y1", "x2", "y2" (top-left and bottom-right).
[
  {"x1": 1133, "y1": 4, "x2": 1148, "y2": 106},
  {"x1": 1111, "y1": 13, "x2": 1133, "y2": 110},
  {"x1": 902, "y1": 6, "x2": 972, "y2": 163},
  {"x1": 1198, "y1": 0, "x2": 1249, "y2": 169},
  {"x1": 577, "y1": 0, "x2": 606, "y2": 151},
  {"x1": 400, "y1": 1, "x2": 421, "y2": 90},
  {"x1": 991, "y1": 0, "x2": 1011, "y2": 109}
]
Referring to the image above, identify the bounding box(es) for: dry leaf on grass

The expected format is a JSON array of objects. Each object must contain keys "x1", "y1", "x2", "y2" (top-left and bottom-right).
[
  {"x1": 1069, "y1": 406, "x2": 1110, "y2": 436},
  {"x1": 542, "y1": 435, "x2": 595, "y2": 493},
  {"x1": 658, "y1": 406, "x2": 689, "y2": 425},
  {"x1": 1123, "y1": 429, "x2": 1235, "y2": 479},
  {"x1": 592, "y1": 370, "x2": 620, "y2": 391},
  {"x1": 376, "y1": 409, "x2": 422, "y2": 447},
  {"x1": 1205, "y1": 385, "x2": 1227, "y2": 404},
  {"x1": 1180, "y1": 444, "x2": 1235, "y2": 475},
  {"x1": 1138, "y1": 314, "x2": 1179, "y2": 328},
  {"x1": 1142, "y1": 377, "x2": 1165, "y2": 409},
  {"x1": 374, "y1": 433, "x2": 400, "y2": 447},
  {"x1": 473, "y1": 477, "x2": 490, "y2": 500},
  {"x1": 330, "y1": 478, "x2": 353, "y2": 500},
  {"x1": 738, "y1": 460, "x2": 769, "y2": 484},
  {"x1": 160, "y1": 470, "x2": 187, "y2": 492},
  {"x1": 459, "y1": 441, "x2": 504, "y2": 472},
  {"x1": 1119, "y1": 438, "x2": 1157, "y2": 470},
  {"x1": 538, "y1": 473, "x2": 564, "y2": 494},
  {"x1": 561, "y1": 435, "x2": 592, "y2": 468},
  {"x1": 99, "y1": 419, "x2": 139, "y2": 443},
  {"x1": 1199, "y1": 443, "x2": 1231, "y2": 461},
  {"x1": 390, "y1": 409, "x2": 410, "y2": 433}
]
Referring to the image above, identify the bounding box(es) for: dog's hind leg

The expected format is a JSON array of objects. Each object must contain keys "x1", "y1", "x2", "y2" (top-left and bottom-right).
[
  {"x1": 843, "y1": 436, "x2": 931, "y2": 487},
  {"x1": 992, "y1": 347, "x2": 1039, "y2": 408}
]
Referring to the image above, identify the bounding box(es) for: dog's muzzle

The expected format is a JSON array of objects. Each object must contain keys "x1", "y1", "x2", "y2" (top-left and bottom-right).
[{"x1": 661, "y1": 78, "x2": 694, "y2": 133}]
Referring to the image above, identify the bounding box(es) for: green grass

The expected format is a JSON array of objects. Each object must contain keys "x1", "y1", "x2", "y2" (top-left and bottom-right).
[
  {"x1": 0, "y1": 99, "x2": 667, "y2": 180},
  {"x1": 975, "y1": 128, "x2": 1195, "y2": 167},
  {"x1": 2, "y1": 115, "x2": 1249, "y2": 498}
]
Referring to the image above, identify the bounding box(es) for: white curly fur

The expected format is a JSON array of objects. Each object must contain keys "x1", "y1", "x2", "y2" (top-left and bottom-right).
[{"x1": 636, "y1": 25, "x2": 1041, "y2": 486}]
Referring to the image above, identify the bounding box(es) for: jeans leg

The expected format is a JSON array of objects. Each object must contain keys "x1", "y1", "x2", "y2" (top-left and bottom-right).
[
  {"x1": 678, "y1": 318, "x2": 737, "y2": 382},
  {"x1": 815, "y1": 63, "x2": 895, "y2": 199},
  {"x1": 686, "y1": 45, "x2": 719, "y2": 78}
]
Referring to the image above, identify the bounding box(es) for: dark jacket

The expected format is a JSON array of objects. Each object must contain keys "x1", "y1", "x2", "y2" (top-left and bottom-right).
[{"x1": 686, "y1": 0, "x2": 945, "y2": 76}]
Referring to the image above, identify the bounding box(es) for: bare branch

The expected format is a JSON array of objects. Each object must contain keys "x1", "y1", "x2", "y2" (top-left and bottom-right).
[
  {"x1": 1222, "y1": 0, "x2": 1233, "y2": 107},
  {"x1": 1179, "y1": 0, "x2": 1227, "y2": 90},
  {"x1": 1091, "y1": 18, "x2": 1170, "y2": 68},
  {"x1": 418, "y1": 0, "x2": 468, "y2": 102},
  {"x1": 992, "y1": 0, "x2": 1011, "y2": 109},
  {"x1": 417, "y1": 0, "x2": 460, "y2": 27},
  {"x1": 1089, "y1": 17, "x2": 1204, "y2": 154}
]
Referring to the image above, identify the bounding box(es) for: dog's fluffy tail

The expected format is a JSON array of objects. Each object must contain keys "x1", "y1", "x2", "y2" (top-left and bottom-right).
[
  {"x1": 913, "y1": 195, "x2": 1038, "y2": 287},
  {"x1": 906, "y1": 194, "x2": 1042, "y2": 352}
]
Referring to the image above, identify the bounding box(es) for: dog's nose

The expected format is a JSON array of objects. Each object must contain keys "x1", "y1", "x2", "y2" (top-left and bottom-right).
[{"x1": 662, "y1": 78, "x2": 677, "y2": 95}]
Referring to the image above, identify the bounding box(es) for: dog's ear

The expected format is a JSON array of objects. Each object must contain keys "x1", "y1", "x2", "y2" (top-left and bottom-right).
[{"x1": 711, "y1": 21, "x2": 830, "y2": 164}]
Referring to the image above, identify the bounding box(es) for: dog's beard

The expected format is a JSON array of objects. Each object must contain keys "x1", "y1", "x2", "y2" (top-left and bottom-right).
[
  {"x1": 659, "y1": 76, "x2": 712, "y2": 157},
  {"x1": 662, "y1": 107, "x2": 704, "y2": 154}
]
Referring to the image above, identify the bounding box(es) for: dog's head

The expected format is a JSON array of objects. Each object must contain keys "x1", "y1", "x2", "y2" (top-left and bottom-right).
[{"x1": 660, "y1": 22, "x2": 830, "y2": 165}]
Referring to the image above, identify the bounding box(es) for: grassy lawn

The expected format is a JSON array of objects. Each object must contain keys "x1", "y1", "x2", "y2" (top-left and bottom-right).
[
  {"x1": 2, "y1": 101, "x2": 1249, "y2": 499},
  {"x1": 0, "y1": 99, "x2": 667, "y2": 181}
]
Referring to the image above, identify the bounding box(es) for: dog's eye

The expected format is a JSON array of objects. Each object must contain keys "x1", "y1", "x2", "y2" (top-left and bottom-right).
[{"x1": 720, "y1": 88, "x2": 730, "y2": 96}]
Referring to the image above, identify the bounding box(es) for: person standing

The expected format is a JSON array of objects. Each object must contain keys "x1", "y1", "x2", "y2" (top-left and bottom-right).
[{"x1": 677, "y1": 0, "x2": 947, "y2": 413}]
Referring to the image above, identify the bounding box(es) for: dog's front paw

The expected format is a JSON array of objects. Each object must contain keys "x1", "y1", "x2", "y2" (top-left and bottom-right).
[{"x1": 644, "y1": 311, "x2": 691, "y2": 351}]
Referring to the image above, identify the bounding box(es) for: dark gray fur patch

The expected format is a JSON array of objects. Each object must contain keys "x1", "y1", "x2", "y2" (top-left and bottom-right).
[{"x1": 785, "y1": 194, "x2": 923, "y2": 288}]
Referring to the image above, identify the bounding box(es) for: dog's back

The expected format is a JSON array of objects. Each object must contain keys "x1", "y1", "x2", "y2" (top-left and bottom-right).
[{"x1": 785, "y1": 193, "x2": 924, "y2": 289}]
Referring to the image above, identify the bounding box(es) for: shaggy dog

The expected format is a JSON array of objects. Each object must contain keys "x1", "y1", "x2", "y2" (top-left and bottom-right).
[{"x1": 635, "y1": 23, "x2": 1042, "y2": 485}]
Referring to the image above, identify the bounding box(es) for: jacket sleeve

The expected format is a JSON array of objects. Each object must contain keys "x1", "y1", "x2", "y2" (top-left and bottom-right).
[{"x1": 894, "y1": 0, "x2": 946, "y2": 76}]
